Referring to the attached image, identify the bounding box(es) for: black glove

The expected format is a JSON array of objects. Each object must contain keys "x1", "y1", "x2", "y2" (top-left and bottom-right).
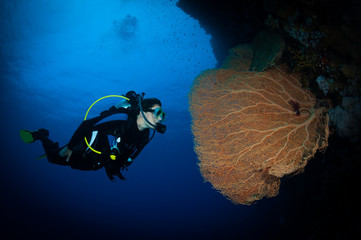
[{"x1": 105, "y1": 160, "x2": 126, "y2": 182}]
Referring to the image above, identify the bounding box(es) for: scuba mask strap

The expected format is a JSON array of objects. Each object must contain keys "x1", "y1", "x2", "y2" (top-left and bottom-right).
[{"x1": 138, "y1": 93, "x2": 166, "y2": 134}]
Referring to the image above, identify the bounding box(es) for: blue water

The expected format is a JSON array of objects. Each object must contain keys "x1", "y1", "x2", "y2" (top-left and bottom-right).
[{"x1": 1, "y1": 1, "x2": 289, "y2": 239}]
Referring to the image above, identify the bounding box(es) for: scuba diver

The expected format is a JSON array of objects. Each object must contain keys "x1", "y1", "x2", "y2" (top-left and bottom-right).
[{"x1": 19, "y1": 91, "x2": 166, "y2": 181}]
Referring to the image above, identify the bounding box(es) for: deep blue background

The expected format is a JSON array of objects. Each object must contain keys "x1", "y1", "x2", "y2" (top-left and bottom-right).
[{"x1": 1, "y1": 1, "x2": 358, "y2": 239}]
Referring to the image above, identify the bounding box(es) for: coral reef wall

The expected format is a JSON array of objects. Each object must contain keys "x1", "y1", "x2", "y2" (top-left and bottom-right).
[
  {"x1": 189, "y1": 63, "x2": 329, "y2": 204},
  {"x1": 183, "y1": 0, "x2": 360, "y2": 236},
  {"x1": 179, "y1": 0, "x2": 361, "y2": 143}
]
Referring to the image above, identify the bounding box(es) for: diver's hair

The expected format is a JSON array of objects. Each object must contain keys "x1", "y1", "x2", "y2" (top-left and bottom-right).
[{"x1": 142, "y1": 98, "x2": 162, "y2": 112}]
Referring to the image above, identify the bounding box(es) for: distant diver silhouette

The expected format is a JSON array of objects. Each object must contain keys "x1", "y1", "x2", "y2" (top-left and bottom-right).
[{"x1": 20, "y1": 91, "x2": 166, "y2": 181}]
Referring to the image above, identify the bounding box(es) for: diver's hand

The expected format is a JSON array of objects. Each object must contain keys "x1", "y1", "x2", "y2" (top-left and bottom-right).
[
  {"x1": 114, "y1": 100, "x2": 131, "y2": 109},
  {"x1": 59, "y1": 147, "x2": 73, "y2": 162},
  {"x1": 101, "y1": 99, "x2": 131, "y2": 117}
]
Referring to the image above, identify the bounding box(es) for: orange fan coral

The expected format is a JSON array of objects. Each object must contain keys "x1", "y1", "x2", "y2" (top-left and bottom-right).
[{"x1": 189, "y1": 66, "x2": 329, "y2": 205}]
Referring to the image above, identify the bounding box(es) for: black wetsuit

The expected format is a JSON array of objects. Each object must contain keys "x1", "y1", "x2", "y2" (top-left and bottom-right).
[{"x1": 38, "y1": 108, "x2": 151, "y2": 181}]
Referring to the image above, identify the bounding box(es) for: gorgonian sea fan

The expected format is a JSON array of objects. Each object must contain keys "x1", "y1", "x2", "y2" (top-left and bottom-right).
[{"x1": 189, "y1": 66, "x2": 329, "y2": 205}]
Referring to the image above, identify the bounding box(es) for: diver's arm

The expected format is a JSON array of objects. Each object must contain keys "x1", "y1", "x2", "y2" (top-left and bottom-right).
[
  {"x1": 67, "y1": 110, "x2": 128, "y2": 151},
  {"x1": 67, "y1": 115, "x2": 104, "y2": 151},
  {"x1": 101, "y1": 103, "x2": 130, "y2": 116},
  {"x1": 125, "y1": 133, "x2": 150, "y2": 165},
  {"x1": 128, "y1": 144, "x2": 146, "y2": 162}
]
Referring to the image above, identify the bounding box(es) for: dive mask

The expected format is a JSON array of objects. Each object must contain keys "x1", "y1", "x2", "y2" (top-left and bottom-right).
[{"x1": 149, "y1": 107, "x2": 166, "y2": 122}]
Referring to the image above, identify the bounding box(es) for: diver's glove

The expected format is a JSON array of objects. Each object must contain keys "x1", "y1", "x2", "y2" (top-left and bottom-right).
[
  {"x1": 105, "y1": 160, "x2": 126, "y2": 182},
  {"x1": 113, "y1": 90, "x2": 139, "y2": 110},
  {"x1": 113, "y1": 99, "x2": 131, "y2": 109}
]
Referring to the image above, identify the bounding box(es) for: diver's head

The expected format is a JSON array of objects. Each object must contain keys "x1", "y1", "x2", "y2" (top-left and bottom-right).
[{"x1": 137, "y1": 98, "x2": 166, "y2": 131}]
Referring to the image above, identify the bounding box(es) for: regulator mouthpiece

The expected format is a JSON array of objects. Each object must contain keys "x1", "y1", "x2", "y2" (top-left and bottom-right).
[{"x1": 155, "y1": 123, "x2": 166, "y2": 134}]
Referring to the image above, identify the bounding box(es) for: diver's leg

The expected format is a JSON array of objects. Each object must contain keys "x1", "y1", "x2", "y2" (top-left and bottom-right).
[
  {"x1": 33, "y1": 129, "x2": 69, "y2": 166},
  {"x1": 35, "y1": 129, "x2": 96, "y2": 169}
]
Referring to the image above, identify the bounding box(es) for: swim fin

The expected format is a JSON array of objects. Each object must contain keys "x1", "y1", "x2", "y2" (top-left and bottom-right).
[
  {"x1": 19, "y1": 129, "x2": 35, "y2": 143},
  {"x1": 36, "y1": 154, "x2": 47, "y2": 159}
]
